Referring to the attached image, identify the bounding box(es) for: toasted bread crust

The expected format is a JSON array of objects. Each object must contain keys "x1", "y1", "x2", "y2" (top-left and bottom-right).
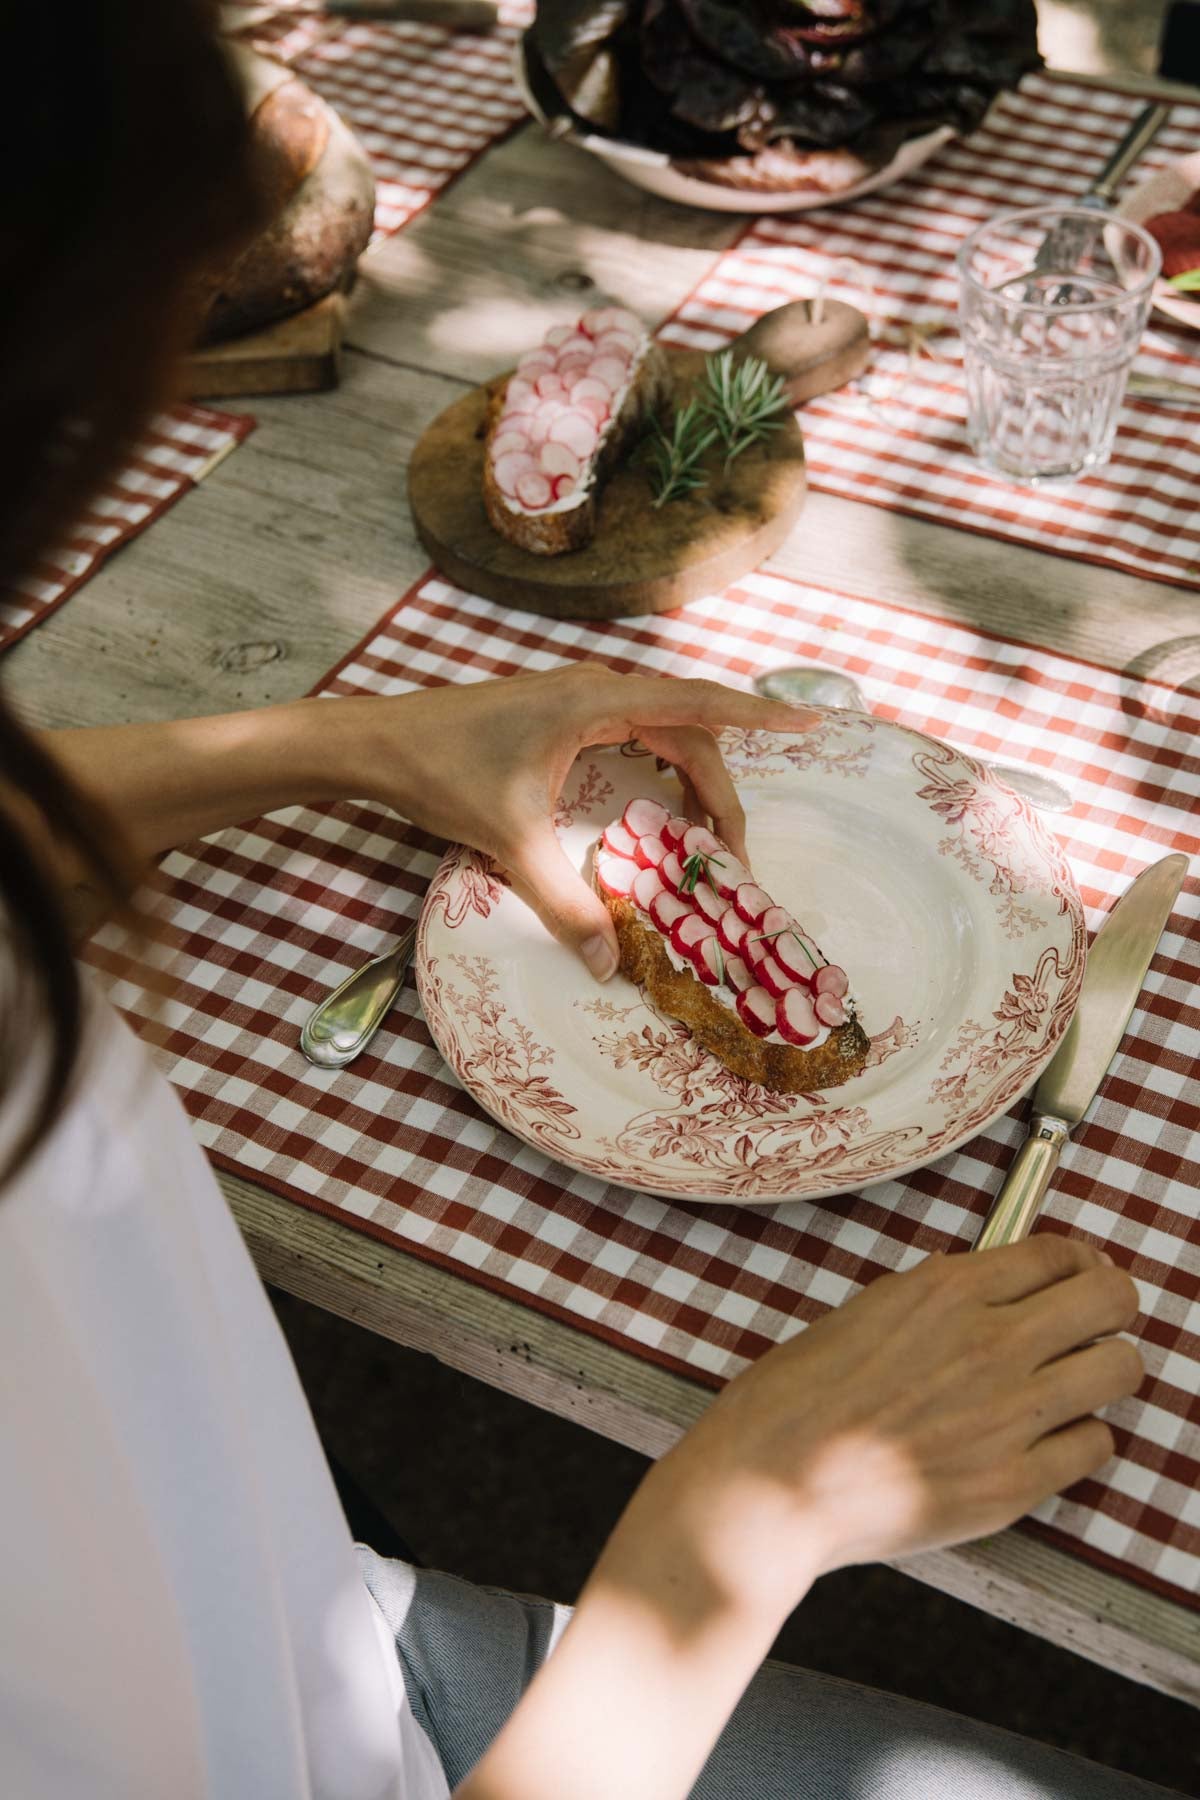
[
  {"x1": 601, "y1": 891, "x2": 870, "y2": 1094},
  {"x1": 482, "y1": 342, "x2": 672, "y2": 557}
]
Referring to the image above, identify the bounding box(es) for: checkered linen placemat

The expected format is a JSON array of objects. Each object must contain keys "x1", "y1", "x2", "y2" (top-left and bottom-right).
[
  {"x1": 0, "y1": 406, "x2": 254, "y2": 654},
  {"x1": 84, "y1": 568, "x2": 1199, "y2": 1608},
  {"x1": 231, "y1": 0, "x2": 532, "y2": 240},
  {"x1": 658, "y1": 72, "x2": 1200, "y2": 590}
]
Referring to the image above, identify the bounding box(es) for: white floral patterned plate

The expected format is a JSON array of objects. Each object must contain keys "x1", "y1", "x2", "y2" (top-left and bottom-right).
[{"x1": 415, "y1": 715, "x2": 1086, "y2": 1204}]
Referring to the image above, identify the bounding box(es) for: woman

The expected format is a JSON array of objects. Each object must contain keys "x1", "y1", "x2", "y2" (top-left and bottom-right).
[{"x1": 1, "y1": 5, "x2": 1164, "y2": 1797}]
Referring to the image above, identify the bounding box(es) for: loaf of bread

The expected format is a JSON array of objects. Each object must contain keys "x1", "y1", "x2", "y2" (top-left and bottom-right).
[
  {"x1": 194, "y1": 45, "x2": 375, "y2": 344},
  {"x1": 593, "y1": 799, "x2": 870, "y2": 1094},
  {"x1": 481, "y1": 307, "x2": 671, "y2": 556}
]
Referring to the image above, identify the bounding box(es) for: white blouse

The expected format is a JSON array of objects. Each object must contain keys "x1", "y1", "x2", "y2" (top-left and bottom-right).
[{"x1": 0, "y1": 973, "x2": 450, "y2": 1800}]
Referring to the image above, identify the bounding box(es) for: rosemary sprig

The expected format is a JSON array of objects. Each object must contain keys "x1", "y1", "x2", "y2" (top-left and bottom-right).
[
  {"x1": 699, "y1": 350, "x2": 790, "y2": 471},
  {"x1": 641, "y1": 400, "x2": 718, "y2": 508},
  {"x1": 679, "y1": 849, "x2": 724, "y2": 894},
  {"x1": 748, "y1": 926, "x2": 820, "y2": 970}
]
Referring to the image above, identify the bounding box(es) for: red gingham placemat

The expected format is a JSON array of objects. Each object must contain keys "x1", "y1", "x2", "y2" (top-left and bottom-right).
[
  {"x1": 0, "y1": 406, "x2": 254, "y2": 654},
  {"x1": 658, "y1": 72, "x2": 1200, "y2": 590},
  {"x1": 229, "y1": 1, "x2": 532, "y2": 240},
  {"x1": 84, "y1": 568, "x2": 1199, "y2": 1609}
]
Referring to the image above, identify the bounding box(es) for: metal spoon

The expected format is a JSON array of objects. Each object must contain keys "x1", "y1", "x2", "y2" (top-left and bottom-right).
[
  {"x1": 299, "y1": 923, "x2": 418, "y2": 1069},
  {"x1": 755, "y1": 667, "x2": 1074, "y2": 813}
]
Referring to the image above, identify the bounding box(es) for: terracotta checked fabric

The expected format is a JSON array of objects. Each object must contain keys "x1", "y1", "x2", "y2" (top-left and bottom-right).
[
  {"x1": 0, "y1": 407, "x2": 255, "y2": 653},
  {"x1": 84, "y1": 568, "x2": 1200, "y2": 1610},
  {"x1": 658, "y1": 73, "x2": 1200, "y2": 590}
]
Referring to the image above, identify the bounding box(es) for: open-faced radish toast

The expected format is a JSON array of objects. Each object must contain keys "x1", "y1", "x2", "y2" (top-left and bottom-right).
[
  {"x1": 482, "y1": 306, "x2": 671, "y2": 557},
  {"x1": 593, "y1": 797, "x2": 869, "y2": 1093}
]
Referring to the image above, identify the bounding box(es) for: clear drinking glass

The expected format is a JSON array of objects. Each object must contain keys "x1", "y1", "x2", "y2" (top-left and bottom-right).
[{"x1": 957, "y1": 206, "x2": 1160, "y2": 483}]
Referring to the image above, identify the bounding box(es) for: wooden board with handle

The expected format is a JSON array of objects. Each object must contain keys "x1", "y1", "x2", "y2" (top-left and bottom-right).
[{"x1": 407, "y1": 300, "x2": 868, "y2": 620}]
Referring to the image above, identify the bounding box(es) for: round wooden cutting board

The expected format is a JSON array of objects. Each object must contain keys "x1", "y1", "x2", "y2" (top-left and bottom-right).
[{"x1": 407, "y1": 349, "x2": 807, "y2": 619}]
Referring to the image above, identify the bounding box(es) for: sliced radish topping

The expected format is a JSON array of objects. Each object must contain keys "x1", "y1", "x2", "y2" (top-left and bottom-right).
[
  {"x1": 491, "y1": 430, "x2": 529, "y2": 459},
  {"x1": 634, "y1": 833, "x2": 666, "y2": 870},
  {"x1": 581, "y1": 305, "x2": 643, "y2": 338},
  {"x1": 814, "y1": 964, "x2": 849, "y2": 999},
  {"x1": 504, "y1": 375, "x2": 536, "y2": 407},
  {"x1": 534, "y1": 372, "x2": 567, "y2": 400},
  {"x1": 590, "y1": 355, "x2": 631, "y2": 391},
  {"x1": 717, "y1": 909, "x2": 748, "y2": 955},
  {"x1": 778, "y1": 989, "x2": 820, "y2": 1046},
  {"x1": 517, "y1": 348, "x2": 555, "y2": 375},
  {"x1": 594, "y1": 329, "x2": 639, "y2": 359},
  {"x1": 661, "y1": 816, "x2": 691, "y2": 853},
  {"x1": 574, "y1": 394, "x2": 611, "y2": 428},
  {"x1": 547, "y1": 411, "x2": 599, "y2": 458},
  {"x1": 594, "y1": 850, "x2": 638, "y2": 899},
  {"x1": 554, "y1": 332, "x2": 592, "y2": 362},
  {"x1": 570, "y1": 376, "x2": 612, "y2": 407},
  {"x1": 632, "y1": 867, "x2": 665, "y2": 912},
  {"x1": 672, "y1": 914, "x2": 713, "y2": 955},
  {"x1": 524, "y1": 412, "x2": 552, "y2": 447},
  {"x1": 659, "y1": 851, "x2": 686, "y2": 895},
  {"x1": 493, "y1": 451, "x2": 538, "y2": 497},
  {"x1": 623, "y1": 796, "x2": 672, "y2": 839},
  {"x1": 814, "y1": 992, "x2": 847, "y2": 1029},
  {"x1": 734, "y1": 883, "x2": 772, "y2": 927},
  {"x1": 550, "y1": 474, "x2": 578, "y2": 502},
  {"x1": 736, "y1": 987, "x2": 776, "y2": 1038},
  {"x1": 681, "y1": 825, "x2": 723, "y2": 859},
  {"x1": 693, "y1": 935, "x2": 724, "y2": 987},
  {"x1": 601, "y1": 820, "x2": 638, "y2": 859},
  {"x1": 515, "y1": 470, "x2": 553, "y2": 511},
  {"x1": 711, "y1": 855, "x2": 749, "y2": 901},
  {"x1": 544, "y1": 325, "x2": 575, "y2": 348},
  {"x1": 693, "y1": 883, "x2": 726, "y2": 927},
  {"x1": 742, "y1": 931, "x2": 771, "y2": 976},
  {"x1": 724, "y1": 954, "x2": 755, "y2": 994},
  {"x1": 539, "y1": 442, "x2": 583, "y2": 481},
  {"x1": 757, "y1": 955, "x2": 797, "y2": 1000},
  {"x1": 758, "y1": 906, "x2": 791, "y2": 939},
  {"x1": 650, "y1": 891, "x2": 691, "y2": 934},
  {"x1": 774, "y1": 931, "x2": 818, "y2": 984}
]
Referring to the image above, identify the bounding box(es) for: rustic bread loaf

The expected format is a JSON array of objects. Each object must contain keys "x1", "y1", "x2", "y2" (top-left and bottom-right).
[{"x1": 194, "y1": 46, "x2": 375, "y2": 344}]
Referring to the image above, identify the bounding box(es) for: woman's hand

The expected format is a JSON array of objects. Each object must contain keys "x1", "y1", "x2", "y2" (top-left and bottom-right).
[
  {"x1": 40, "y1": 666, "x2": 817, "y2": 957},
  {"x1": 460, "y1": 1237, "x2": 1142, "y2": 1800},
  {"x1": 633, "y1": 1234, "x2": 1142, "y2": 1607},
  {"x1": 328, "y1": 664, "x2": 817, "y2": 979}
]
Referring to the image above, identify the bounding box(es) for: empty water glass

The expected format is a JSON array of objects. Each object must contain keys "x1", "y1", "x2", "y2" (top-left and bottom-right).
[{"x1": 957, "y1": 206, "x2": 1160, "y2": 483}]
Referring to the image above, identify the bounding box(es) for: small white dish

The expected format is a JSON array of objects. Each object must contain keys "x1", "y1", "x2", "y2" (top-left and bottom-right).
[
  {"x1": 1115, "y1": 148, "x2": 1200, "y2": 330},
  {"x1": 515, "y1": 34, "x2": 953, "y2": 215},
  {"x1": 415, "y1": 717, "x2": 1086, "y2": 1205}
]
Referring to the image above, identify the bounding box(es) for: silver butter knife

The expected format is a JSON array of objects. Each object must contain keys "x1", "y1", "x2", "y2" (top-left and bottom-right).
[{"x1": 974, "y1": 853, "x2": 1188, "y2": 1250}]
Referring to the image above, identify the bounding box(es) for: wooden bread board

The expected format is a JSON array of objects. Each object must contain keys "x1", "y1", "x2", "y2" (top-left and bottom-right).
[
  {"x1": 182, "y1": 293, "x2": 344, "y2": 399},
  {"x1": 408, "y1": 349, "x2": 807, "y2": 620}
]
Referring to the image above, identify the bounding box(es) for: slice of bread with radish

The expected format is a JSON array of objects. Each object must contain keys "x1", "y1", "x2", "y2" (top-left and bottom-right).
[
  {"x1": 482, "y1": 307, "x2": 671, "y2": 557},
  {"x1": 593, "y1": 799, "x2": 869, "y2": 1093}
]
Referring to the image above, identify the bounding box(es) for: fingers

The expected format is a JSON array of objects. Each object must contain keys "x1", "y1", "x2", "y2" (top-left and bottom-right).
[
  {"x1": 637, "y1": 725, "x2": 749, "y2": 862},
  {"x1": 504, "y1": 823, "x2": 619, "y2": 982},
  {"x1": 1022, "y1": 1416, "x2": 1117, "y2": 1501},
  {"x1": 1011, "y1": 1264, "x2": 1141, "y2": 1369},
  {"x1": 973, "y1": 1233, "x2": 1112, "y2": 1304},
  {"x1": 1027, "y1": 1336, "x2": 1144, "y2": 1437},
  {"x1": 562, "y1": 665, "x2": 822, "y2": 740}
]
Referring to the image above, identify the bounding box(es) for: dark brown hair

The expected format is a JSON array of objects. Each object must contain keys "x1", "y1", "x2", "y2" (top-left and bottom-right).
[{"x1": 0, "y1": 1, "x2": 264, "y2": 1179}]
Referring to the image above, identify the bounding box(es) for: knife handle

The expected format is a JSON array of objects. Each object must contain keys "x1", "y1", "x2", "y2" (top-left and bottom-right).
[
  {"x1": 973, "y1": 1115, "x2": 1070, "y2": 1252},
  {"x1": 1090, "y1": 102, "x2": 1171, "y2": 204}
]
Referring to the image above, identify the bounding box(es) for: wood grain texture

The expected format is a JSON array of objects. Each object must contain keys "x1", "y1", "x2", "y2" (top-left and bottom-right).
[
  {"x1": 7, "y1": 78, "x2": 1199, "y2": 1692},
  {"x1": 410, "y1": 352, "x2": 806, "y2": 617},
  {"x1": 184, "y1": 293, "x2": 345, "y2": 397}
]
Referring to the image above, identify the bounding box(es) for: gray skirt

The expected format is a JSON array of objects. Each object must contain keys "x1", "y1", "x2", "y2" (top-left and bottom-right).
[{"x1": 357, "y1": 1549, "x2": 1179, "y2": 1798}]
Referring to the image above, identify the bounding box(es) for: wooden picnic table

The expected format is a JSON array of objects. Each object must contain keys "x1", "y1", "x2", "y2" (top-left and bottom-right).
[{"x1": 10, "y1": 66, "x2": 1199, "y2": 1707}]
